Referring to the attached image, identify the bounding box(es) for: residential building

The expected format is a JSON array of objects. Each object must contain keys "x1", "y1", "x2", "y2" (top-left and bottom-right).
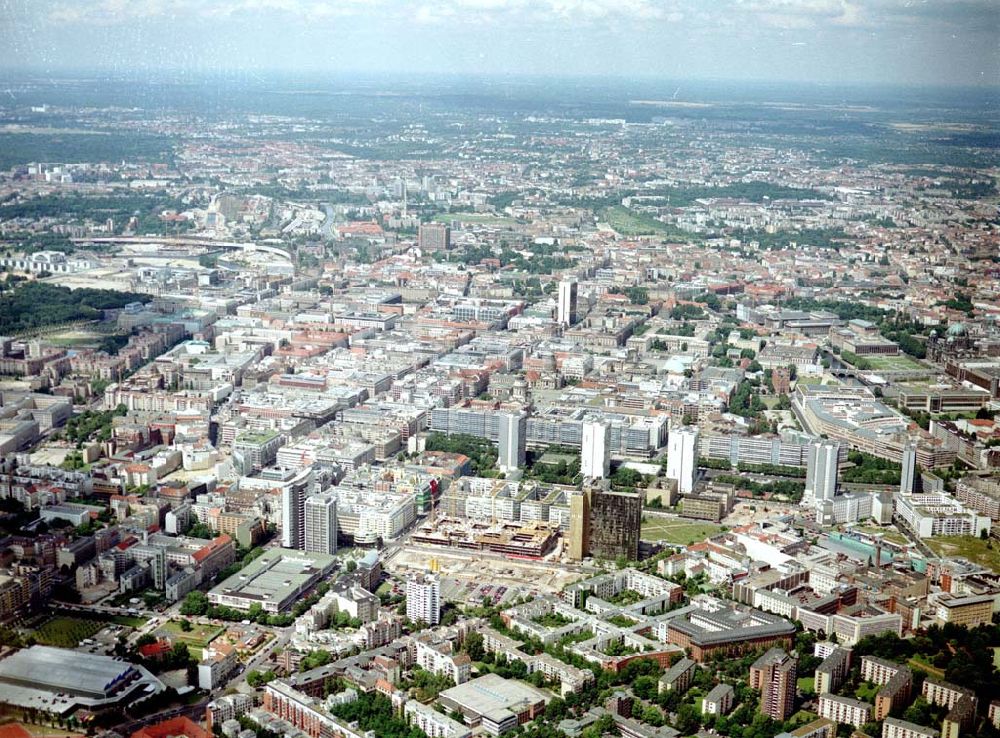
[
  {"x1": 406, "y1": 573, "x2": 441, "y2": 626},
  {"x1": 702, "y1": 683, "x2": 735, "y2": 716},
  {"x1": 817, "y1": 694, "x2": 872, "y2": 728},
  {"x1": 750, "y1": 647, "x2": 797, "y2": 721}
]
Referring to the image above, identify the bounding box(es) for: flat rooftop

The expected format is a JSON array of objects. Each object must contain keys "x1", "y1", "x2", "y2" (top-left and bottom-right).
[
  {"x1": 439, "y1": 673, "x2": 548, "y2": 717},
  {"x1": 209, "y1": 548, "x2": 336, "y2": 608},
  {"x1": 0, "y1": 645, "x2": 133, "y2": 696}
]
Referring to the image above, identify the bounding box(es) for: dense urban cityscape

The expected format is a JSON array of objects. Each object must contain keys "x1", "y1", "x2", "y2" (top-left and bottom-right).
[{"x1": 0, "y1": 8, "x2": 998, "y2": 738}]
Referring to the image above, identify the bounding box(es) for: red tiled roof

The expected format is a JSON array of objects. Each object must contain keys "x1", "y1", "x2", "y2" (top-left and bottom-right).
[{"x1": 132, "y1": 717, "x2": 210, "y2": 738}]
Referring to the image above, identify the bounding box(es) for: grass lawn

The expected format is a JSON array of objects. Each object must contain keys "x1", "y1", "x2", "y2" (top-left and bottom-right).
[
  {"x1": 994, "y1": 648, "x2": 1000, "y2": 669},
  {"x1": 432, "y1": 212, "x2": 516, "y2": 226},
  {"x1": 908, "y1": 655, "x2": 946, "y2": 679},
  {"x1": 797, "y1": 677, "x2": 815, "y2": 694},
  {"x1": 855, "y1": 682, "x2": 879, "y2": 701},
  {"x1": 791, "y1": 710, "x2": 818, "y2": 722},
  {"x1": 600, "y1": 205, "x2": 682, "y2": 238},
  {"x1": 641, "y1": 518, "x2": 725, "y2": 545},
  {"x1": 865, "y1": 354, "x2": 927, "y2": 372},
  {"x1": 925, "y1": 536, "x2": 1000, "y2": 572},
  {"x1": 31, "y1": 616, "x2": 104, "y2": 647},
  {"x1": 110, "y1": 615, "x2": 148, "y2": 627},
  {"x1": 159, "y1": 620, "x2": 223, "y2": 649}
]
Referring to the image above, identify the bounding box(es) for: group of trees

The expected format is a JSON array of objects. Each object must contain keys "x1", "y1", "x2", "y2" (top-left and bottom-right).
[
  {"x1": 0, "y1": 281, "x2": 145, "y2": 334},
  {"x1": 425, "y1": 432, "x2": 500, "y2": 477},
  {"x1": 841, "y1": 450, "x2": 902, "y2": 485},
  {"x1": 60, "y1": 403, "x2": 128, "y2": 445},
  {"x1": 714, "y1": 473, "x2": 806, "y2": 502},
  {"x1": 328, "y1": 692, "x2": 427, "y2": 738},
  {"x1": 525, "y1": 451, "x2": 581, "y2": 486},
  {"x1": 729, "y1": 379, "x2": 766, "y2": 419}
]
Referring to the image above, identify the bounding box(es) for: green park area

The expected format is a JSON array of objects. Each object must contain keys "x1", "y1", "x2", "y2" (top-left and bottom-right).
[
  {"x1": 641, "y1": 518, "x2": 725, "y2": 545},
  {"x1": 600, "y1": 206, "x2": 677, "y2": 237},
  {"x1": 864, "y1": 354, "x2": 927, "y2": 371},
  {"x1": 158, "y1": 620, "x2": 224, "y2": 658},
  {"x1": 925, "y1": 536, "x2": 1000, "y2": 572}
]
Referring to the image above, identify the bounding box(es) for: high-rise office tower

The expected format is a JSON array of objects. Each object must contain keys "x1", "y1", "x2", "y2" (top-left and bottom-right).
[
  {"x1": 750, "y1": 648, "x2": 798, "y2": 721},
  {"x1": 900, "y1": 444, "x2": 917, "y2": 494},
  {"x1": 590, "y1": 487, "x2": 642, "y2": 561},
  {"x1": 581, "y1": 420, "x2": 611, "y2": 479},
  {"x1": 568, "y1": 489, "x2": 591, "y2": 561},
  {"x1": 666, "y1": 427, "x2": 700, "y2": 495},
  {"x1": 805, "y1": 440, "x2": 840, "y2": 502},
  {"x1": 281, "y1": 478, "x2": 306, "y2": 549},
  {"x1": 405, "y1": 573, "x2": 441, "y2": 626},
  {"x1": 498, "y1": 412, "x2": 527, "y2": 473},
  {"x1": 303, "y1": 494, "x2": 337, "y2": 555},
  {"x1": 418, "y1": 223, "x2": 450, "y2": 251},
  {"x1": 557, "y1": 280, "x2": 578, "y2": 327},
  {"x1": 568, "y1": 486, "x2": 642, "y2": 562}
]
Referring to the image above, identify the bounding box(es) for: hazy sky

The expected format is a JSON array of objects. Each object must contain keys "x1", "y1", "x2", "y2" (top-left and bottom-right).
[{"x1": 0, "y1": 0, "x2": 997, "y2": 87}]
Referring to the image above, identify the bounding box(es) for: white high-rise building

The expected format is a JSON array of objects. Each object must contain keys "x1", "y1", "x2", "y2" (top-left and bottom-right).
[
  {"x1": 581, "y1": 420, "x2": 611, "y2": 479},
  {"x1": 900, "y1": 444, "x2": 917, "y2": 494},
  {"x1": 557, "y1": 280, "x2": 578, "y2": 327},
  {"x1": 667, "y1": 427, "x2": 699, "y2": 494},
  {"x1": 281, "y1": 480, "x2": 305, "y2": 549},
  {"x1": 304, "y1": 494, "x2": 338, "y2": 555},
  {"x1": 806, "y1": 440, "x2": 840, "y2": 503},
  {"x1": 406, "y1": 573, "x2": 440, "y2": 626},
  {"x1": 498, "y1": 412, "x2": 527, "y2": 473}
]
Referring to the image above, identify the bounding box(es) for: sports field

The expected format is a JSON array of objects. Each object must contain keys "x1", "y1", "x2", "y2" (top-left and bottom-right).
[{"x1": 640, "y1": 518, "x2": 725, "y2": 545}]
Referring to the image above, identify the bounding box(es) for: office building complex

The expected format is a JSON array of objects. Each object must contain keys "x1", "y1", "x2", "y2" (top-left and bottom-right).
[{"x1": 667, "y1": 427, "x2": 699, "y2": 494}]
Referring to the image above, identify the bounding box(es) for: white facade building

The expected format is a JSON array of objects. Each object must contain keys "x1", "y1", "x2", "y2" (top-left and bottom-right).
[
  {"x1": 581, "y1": 421, "x2": 611, "y2": 479},
  {"x1": 557, "y1": 280, "x2": 578, "y2": 327},
  {"x1": 303, "y1": 494, "x2": 338, "y2": 555},
  {"x1": 667, "y1": 427, "x2": 699, "y2": 495},
  {"x1": 406, "y1": 573, "x2": 441, "y2": 626},
  {"x1": 498, "y1": 413, "x2": 527, "y2": 473}
]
